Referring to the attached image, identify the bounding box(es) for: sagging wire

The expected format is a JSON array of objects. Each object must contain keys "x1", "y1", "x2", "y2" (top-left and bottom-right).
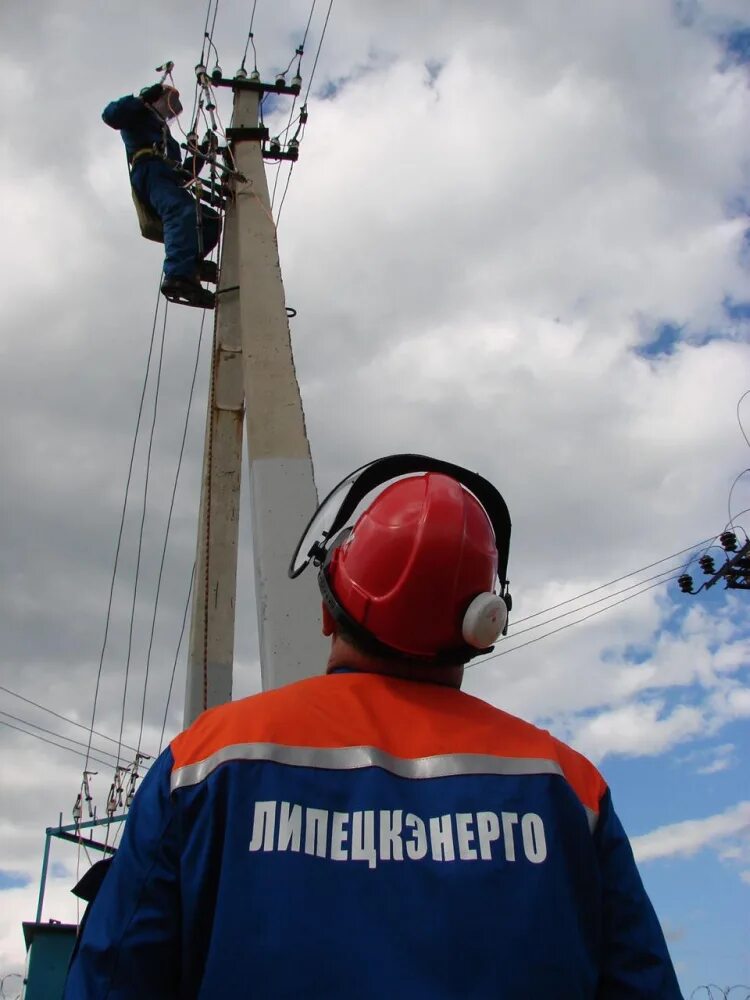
[
  {"x1": 271, "y1": 0, "x2": 333, "y2": 214},
  {"x1": 0, "y1": 719, "x2": 115, "y2": 770},
  {"x1": 738, "y1": 389, "x2": 750, "y2": 450},
  {"x1": 159, "y1": 562, "x2": 196, "y2": 756},
  {"x1": 470, "y1": 574, "x2": 679, "y2": 670},
  {"x1": 240, "y1": 0, "x2": 259, "y2": 73},
  {"x1": 113, "y1": 301, "x2": 169, "y2": 776},
  {"x1": 303, "y1": 0, "x2": 335, "y2": 105},
  {"x1": 84, "y1": 281, "x2": 164, "y2": 775},
  {"x1": 0, "y1": 711, "x2": 121, "y2": 767},
  {"x1": 0, "y1": 683, "x2": 143, "y2": 756},
  {"x1": 135, "y1": 293, "x2": 210, "y2": 761},
  {"x1": 470, "y1": 511, "x2": 750, "y2": 668}
]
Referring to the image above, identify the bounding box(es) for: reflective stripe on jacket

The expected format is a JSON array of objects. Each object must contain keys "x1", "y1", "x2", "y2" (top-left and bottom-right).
[{"x1": 64, "y1": 672, "x2": 682, "y2": 999}]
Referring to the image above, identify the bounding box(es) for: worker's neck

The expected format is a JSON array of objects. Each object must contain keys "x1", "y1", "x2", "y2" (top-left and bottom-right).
[{"x1": 326, "y1": 636, "x2": 464, "y2": 689}]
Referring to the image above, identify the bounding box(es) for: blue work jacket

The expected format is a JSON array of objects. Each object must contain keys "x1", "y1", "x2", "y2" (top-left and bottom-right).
[
  {"x1": 102, "y1": 95, "x2": 182, "y2": 166},
  {"x1": 64, "y1": 672, "x2": 683, "y2": 999}
]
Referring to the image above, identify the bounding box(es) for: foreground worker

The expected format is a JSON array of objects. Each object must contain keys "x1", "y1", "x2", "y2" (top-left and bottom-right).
[
  {"x1": 102, "y1": 82, "x2": 220, "y2": 309},
  {"x1": 65, "y1": 455, "x2": 682, "y2": 998}
]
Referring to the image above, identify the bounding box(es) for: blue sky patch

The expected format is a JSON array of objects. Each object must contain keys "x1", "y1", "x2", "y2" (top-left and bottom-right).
[
  {"x1": 724, "y1": 28, "x2": 750, "y2": 65},
  {"x1": 0, "y1": 870, "x2": 31, "y2": 890},
  {"x1": 636, "y1": 322, "x2": 682, "y2": 358}
]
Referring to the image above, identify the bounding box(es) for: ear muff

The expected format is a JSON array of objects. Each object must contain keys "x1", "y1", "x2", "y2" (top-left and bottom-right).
[{"x1": 462, "y1": 593, "x2": 509, "y2": 649}]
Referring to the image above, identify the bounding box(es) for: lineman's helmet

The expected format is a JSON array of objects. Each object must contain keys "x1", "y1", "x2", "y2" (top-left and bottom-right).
[{"x1": 290, "y1": 455, "x2": 512, "y2": 663}]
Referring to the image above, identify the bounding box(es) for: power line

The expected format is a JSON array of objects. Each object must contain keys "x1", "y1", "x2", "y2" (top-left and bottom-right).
[
  {"x1": 303, "y1": 0, "x2": 335, "y2": 104},
  {"x1": 85, "y1": 281, "x2": 164, "y2": 773},
  {"x1": 240, "y1": 0, "x2": 259, "y2": 72},
  {"x1": 471, "y1": 574, "x2": 678, "y2": 668},
  {"x1": 0, "y1": 684, "x2": 142, "y2": 756},
  {"x1": 136, "y1": 307, "x2": 209, "y2": 759},
  {"x1": 510, "y1": 533, "x2": 719, "y2": 629},
  {"x1": 738, "y1": 389, "x2": 750, "y2": 450},
  {"x1": 504, "y1": 564, "x2": 680, "y2": 642},
  {"x1": 115, "y1": 301, "x2": 169, "y2": 770},
  {"x1": 1, "y1": 719, "x2": 118, "y2": 770},
  {"x1": 159, "y1": 562, "x2": 196, "y2": 755},
  {"x1": 0, "y1": 710, "x2": 122, "y2": 765}
]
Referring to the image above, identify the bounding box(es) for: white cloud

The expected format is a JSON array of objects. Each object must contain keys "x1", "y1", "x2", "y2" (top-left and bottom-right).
[{"x1": 631, "y1": 801, "x2": 750, "y2": 865}]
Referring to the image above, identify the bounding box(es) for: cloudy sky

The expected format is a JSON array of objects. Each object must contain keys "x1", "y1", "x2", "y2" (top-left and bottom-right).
[{"x1": 1, "y1": 0, "x2": 749, "y2": 991}]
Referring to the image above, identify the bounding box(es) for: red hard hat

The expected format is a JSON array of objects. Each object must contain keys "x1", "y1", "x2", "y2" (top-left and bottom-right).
[{"x1": 327, "y1": 473, "x2": 499, "y2": 658}]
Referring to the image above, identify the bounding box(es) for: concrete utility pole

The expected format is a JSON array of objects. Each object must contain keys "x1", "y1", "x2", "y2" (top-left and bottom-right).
[
  {"x1": 184, "y1": 206, "x2": 244, "y2": 726},
  {"x1": 184, "y1": 75, "x2": 326, "y2": 727}
]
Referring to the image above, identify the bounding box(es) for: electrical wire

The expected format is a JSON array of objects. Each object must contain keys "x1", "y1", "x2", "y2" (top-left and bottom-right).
[
  {"x1": 275, "y1": 162, "x2": 295, "y2": 225},
  {"x1": 199, "y1": 0, "x2": 216, "y2": 65},
  {"x1": 0, "y1": 684, "x2": 143, "y2": 756},
  {"x1": 738, "y1": 389, "x2": 750, "y2": 450},
  {"x1": 303, "y1": 0, "x2": 335, "y2": 104},
  {"x1": 509, "y1": 534, "x2": 719, "y2": 628},
  {"x1": 159, "y1": 562, "x2": 196, "y2": 755},
  {"x1": 470, "y1": 513, "x2": 750, "y2": 668},
  {"x1": 470, "y1": 574, "x2": 678, "y2": 669},
  {"x1": 84, "y1": 282, "x2": 163, "y2": 774},
  {"x1": 240, "y1": 1, "x2": 259, "y2": 72},
  {"x1": 504, "y1": 564, "x2": 681, "y2": 642},
  {"x1": 115, "y1": 303, "x2": 169, "y2": 771},
  {"x1": 727, "y1": 469, "x2": 750, "y2": 528},
  {"x1": 135, "y1": 307, "x2": 209, "y2": 759},
  {"x1": 0, "y1": 710, "x2": 122, "y2": 765},
  {"x1": 0, "y1": 719, "x2": 116, "y2": 770}
]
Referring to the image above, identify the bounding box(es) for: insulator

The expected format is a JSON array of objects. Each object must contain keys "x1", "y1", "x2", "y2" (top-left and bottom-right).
[
  {"x1": 195, "y1": 63, "x2": 207, "y2": 80},
  {"x1": 72, "y1": 794, "x2": 82, "y2": 823},
  {"x1": 300, "y1": 108, "x2": 309, "y2": 124},
  {"x1": 235, "y1": 67, "x2": 248, "y2": 80},
  {"x1": 699, "y1": 555, "x2": 716, "y2": 575},
  {"x1": 126, "y1": 790, "x2": 135, "y2": 808},
  {"x1": 276, "y1": 73, "x2": 286, "y2": 87},
  {"x1": 211, "y1": 66, "x2": 223, "y2": 84},
  {"x1": 250, "y1": 69, "x2": 261, "y2": 83},
  {"x1": 269, "y1": 138, "x2": 281, "y2": 155},
  {"x1": 291, "y1": 73, "x2": 302, "y2": 89},
  {"x1": 106, "y1": 786, "x2": 117, "y2": 817},
  {"x1": 186, "y1": 130, "x2": 199, "y2": 147},
  {"x1": 288, "y1": 138, "x2": 299, "y2": 157},
  {"x1": 720, "y1": 531, "x2": 738, "y2": 552},
  {"x1": 677, "y1": 573, "x2": 694, "y2": 594}
]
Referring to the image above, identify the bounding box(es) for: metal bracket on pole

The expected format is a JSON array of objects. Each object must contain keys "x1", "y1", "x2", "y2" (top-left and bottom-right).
[{"x1": 226, "y1": 127, "x2": 269, "y2": 143}]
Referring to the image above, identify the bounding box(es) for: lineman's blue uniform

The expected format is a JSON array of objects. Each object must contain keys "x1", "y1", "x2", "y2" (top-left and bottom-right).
[
  {"x1": 102, "y1": 95, "x2": 219, "y2": 280},
  {"x1": 65, "y1": 672, "x2": 683, "y2": 999}
]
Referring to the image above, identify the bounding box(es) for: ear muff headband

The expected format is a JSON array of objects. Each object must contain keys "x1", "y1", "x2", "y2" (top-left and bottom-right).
[{"x1": 290, "y1": 453, "x2": 512, "y2": 590}]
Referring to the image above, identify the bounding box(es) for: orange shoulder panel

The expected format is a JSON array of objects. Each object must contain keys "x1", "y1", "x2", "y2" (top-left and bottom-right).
[{"x1": 170, "y1": 672, "x2": 607, "y2": 814}]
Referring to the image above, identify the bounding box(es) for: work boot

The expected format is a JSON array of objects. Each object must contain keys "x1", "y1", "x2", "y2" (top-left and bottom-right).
[
  {"x1": 198, "y1": 259, "x2": 219, "y2": 284},
  {"x1": 161, "y1": 274, "x2": 215, "y2": 310}
]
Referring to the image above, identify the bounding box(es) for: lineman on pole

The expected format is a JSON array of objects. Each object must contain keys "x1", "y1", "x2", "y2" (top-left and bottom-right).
[
  {"x1": 64, "y1": 455, "x2": 681, "y2": 998},
  {"x1": 102, "y1": 81, "x2": 220, "y2": 309}
]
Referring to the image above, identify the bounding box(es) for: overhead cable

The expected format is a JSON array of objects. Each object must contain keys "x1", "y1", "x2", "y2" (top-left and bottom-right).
[
  {"x1": 510, "y1": 533, "x2": 719, "y2": 628},
  {"x1": 84, "y1": 282, "x2": 164, "y2": 774},
  {"x1": 159, "y1": 562, "x2": 196, "y2": 755},
  {"x1": 136, "y1": 307, "x2": 209, "y2": 760},
  {"x1": 240, "y1": 0, "x2": 259, "y2": 72},
  {"x1": 0, "y1": 684, "x2": 142, "y2": 756},
  {"x1": 1, "y1": 719, "x2": 118, "y2": 770},
  {"x1": 471, "y1": 575, "x2": 678, "y2": 668},
  {"x1": 0, "y1": 710, "x2": 123, "y2": 764},
  {"x1": 303, "y1": 0, "x2": 335, "y2": 104},
  {"x1": 738, "y1": 389, "x2": 750, "y2": 450},
  {"x1": 115, "y1": 302, "x2": 169, "y2": 771}
]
